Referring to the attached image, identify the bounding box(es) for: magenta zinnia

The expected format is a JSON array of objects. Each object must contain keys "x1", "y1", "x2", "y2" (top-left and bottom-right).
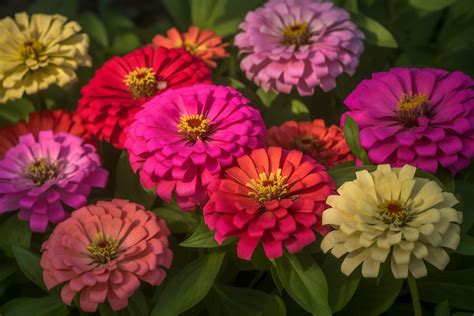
[
  {"x1": 0, "y1": 131, "x2": 108, "y2": 232},
  {"x1": 125, "y1": 84, "x2": 266, "y2": 211},
  {"x1": 344, "y1": 67, "x2": 474, "y2": 174},
  {"x1": 235, "y1": 0, "x2": 364, "y2": 95},
  {"x1": 41, "y1": 199, "x2": 173, "y2": 312}
]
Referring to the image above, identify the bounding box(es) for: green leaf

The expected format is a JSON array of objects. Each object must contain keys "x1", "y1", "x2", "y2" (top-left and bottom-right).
[
  {"x1": 456, "y1": 235, "x2": 474, "y2": 255},
  {"x1": 435, "y1": 300, "x2": 450, "y2": 316},
  {"x1": 350, "y1": 12, "x2": 398, "y2": 48},
  {"x1": 162, "y1": 0, "x2": 191, "y2": 30},
  {"x1": 291, "y1": 99, "x2": 311, "y2": 120},
  {"x1": 127, "y1": 290, "x2": 149, "y2": 316},
  {"x1": 0, "y1": 215, "x2": 32, "y2": 257},
  {"x1": 208, "y1": 284, "x2": 286, "y2": 316},
  {"x1": 110, "y1": 32, "x2": 142, "y2": 55},
  {"x1": 409, "y1": 0, "x2": 456, "y2": 11},
  {"x1": 13, "y1": 246, "x2": 46, "y2": 291},
  {"x1": 180, "y1": 223, "x2": 235, "y2": 248},
  {"x1": 0, "y1": 262, "x2": 17, "y2": 283},
  {"x1": 273, "y1": 253, "x2": 331, "y2": 316},
  {"x1": 0, "y1": 296, "x2": 68, "y2": 316},
  {"x1": 270, "y1": 265, "x2": 284, "y2": 295},
  {"x1": 115, "y1": 151, "x2": 156, "y2": 209},
  {"x1": 456, "y1": 180, "x2": 474, "y2": 233},
  {"x1": 28, "y1": 0, "x2": 78, "y2": 18},
  {"x1": 343, "y1": 115, "x2": 370, "y2": 164},
  {"x1": 257, "y1": 88, "x2": 278, "y2": 108},
  {"x1": 152, "y1": 252, "x2": 225, "y2": 316},
  {"x1": 154, "y1": 203, "x2": 198, "y2": 234},
  {"x1": 322, "y1": 255, "x2": 360, "y2": 312},
  {"x1": 77, "y1": 12, "x2": 109, "y2": 47},
  {"x1": 0, "y1": 99, "x2": 35, "y2": 126}
]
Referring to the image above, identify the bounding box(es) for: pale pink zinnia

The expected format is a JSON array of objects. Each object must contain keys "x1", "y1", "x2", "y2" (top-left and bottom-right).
[
  {"x1": 235, "y1": 0, "x2": 364, "y2": 96},
  {"x1": 125, "y1": 84, "x2": 266, "y2": 211},
  {"x1": 41, "y1": 199, "x2": 173, "y2": 312}
]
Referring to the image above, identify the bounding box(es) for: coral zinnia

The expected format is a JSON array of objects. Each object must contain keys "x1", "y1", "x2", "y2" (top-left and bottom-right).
[
  {"x1": 267, "y1": 119, "x2": 354, "y2": 168},
  {"x1": 321, "y1": 164, "x2": 462, "y2": 279},
  {"x1": 0, "y1": 131, "x2": 108, "y2": 232},
  {"x1": 152, "y1": 26, "x2": 229, "y2": 68},
  {"x1": 125, "y1": 84, "x2": 266, "y2": 211},
  {"x1": 78, "y1": 46, "x2": 212, "y2": 148},
  {"x1": 0, "y1": 12, "x2": 91, "y2": 103},
  {"x1": 0, "y1": 110, "x2": 93, "y2": 159},
  {"x1": 203, "y1": 147, "x2": 335, "y2": 260},
  {"x1": 234, "y1": 0, "x2": 364, "y2": 96},
  {"x1": 41, "y1": 199, "x2": 172, "y2": 312},
  {"x1": 344, "y1": 67, "x2": 474, "y2": 174}
]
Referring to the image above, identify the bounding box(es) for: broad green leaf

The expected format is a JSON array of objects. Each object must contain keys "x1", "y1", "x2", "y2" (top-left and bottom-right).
[
  {"x1": 208, "y1": 284, "x2": 286, "y2": 316},
  {"x1": 271, "y1": 265, "x2": 284, "y2": 294},
  {"x1": 0, "y1": 215, "x2": 32, "y2": 257},
  {"x1": 154, "y1": 203, "x2": 198, "y2": 234},
  {"x1": 162, "y1": 0, "x2": 191, "y2": 30},
  {"x1": 13, "y1": 247, "x2": 46, "y2": 291},
  {"x1": 291, "y1": 99, "x2": 311, "y2": 120},
  {"x1": 152, "y1": 252, "x2": 225, "y2": 316},
  {"x1": 110, "y1": 33, "x2": 142, "y2": 55},
  {"x1": 409, "y1": 0, "x2": 456, "y2": 11},
  {"x1": 28, "y1": 0, "x2": 78, "y2": 18},
  {"x1": 435, "y1": 300, "x2": 450, "y2": 316},
  {"x1": 456, "y1": 180, "x2": 474, "y2": 233},
  {"x1": 101, "y1": 9, "x2": 135, "y2": 32},
  {"x1": 343, "y1": 115, "x2": 370, "y2": 164},
  {"x1": 257, "y1": 88, "x2": 278, "y2": 108},
  {"x1": 180, "y1": 223, "x2": 235, "y2": 248},
  {"x1": 350, "y1": 12, "x2": 398, "y2": 48},
  {"x1": 273, "y1": 253, "x2": 331, "y2": 316},
  {"x1": 127, "y1": 290, "x2": 149, "y2": 316},
  {"x1": 456, "y1": 235, "x2": 474, "y2": 255},
  {"x1": 77, "y1": 12, "x2": 109, "y2": 47},
  {"x1": 0, "y1": 296, "x2": 67, "y2": 316},
  {"x1": 0, "y1": 99, "x2": 35, "y2": 126},
  {"x1": 0, "y1": 263, "x2": 17, "y2": 282}
]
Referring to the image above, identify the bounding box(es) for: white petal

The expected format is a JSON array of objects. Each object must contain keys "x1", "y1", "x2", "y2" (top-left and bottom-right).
[
  {"x1": 391, "y1": 255, "x2": 409, "y2": 279},
  {"x1": 370, "y1": 246, "x2": 390, "y2": 262},
  {"x1": 408, "y1": 256, "x2": 427, "y2": 278},
  {"x1": 439, "y1": 207, "x2": 463, "y2": 223},
  {"x1": 398, "y1": 164, "x2": 416, "y2": 180},
  {"x1": 412, "y1": 242, "x2": 428, "y2": 259},
  {"x1": 362, "y1": 257, "x2": 381, "y2": 278},
  {"x1": 401, "y1": 227, "x2": 419, "y2": 242},
  {"x1": 439, "y1": 224, "x2": 461, "y2": 250},
  {"x1": 393, "y1": 245, "x2": 411, "y2": 265},
  {"x1": 424, "y1": 246, "x2": 449, "y2": 270},
  {"x1": 341, "y1": 248, "x2": 370, "y2": 276}
]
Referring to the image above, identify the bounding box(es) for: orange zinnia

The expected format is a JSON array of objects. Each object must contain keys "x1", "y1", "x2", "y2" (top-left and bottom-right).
[{"x1": 152, "y1": 26, "x2": 228, "y2": 67}]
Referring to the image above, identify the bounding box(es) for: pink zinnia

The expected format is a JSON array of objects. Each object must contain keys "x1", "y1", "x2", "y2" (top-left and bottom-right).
[
  {"x1": 203, "y1": 147, "x2": 335, "y2": 260},
  {"x1": 344, "y1": 67, "x2": 474, "y2": 174},
  {"x1": 125, "y1": 84, "x2": 266, "y2": 211},
  {"x1": 41, "y1": 199, "x2": 173, "y2": 312},
  {"x1": 0, "y1": 131, "x2": 108, "y2": 232},
  {"x1": 235, "y1": 0, "x2": 364, "y2": 96}
]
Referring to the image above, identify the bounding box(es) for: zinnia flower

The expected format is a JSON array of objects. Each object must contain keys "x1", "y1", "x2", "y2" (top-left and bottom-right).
[
  {"x1": 267, "y1": 119, "x2": 354, "y2": 168},
  {"x1": 234, "y1": 0, "x2": 364, "y2": 96},
  {"x1": 0, "y1": 12, "x2": 91, "y2": 103},
  {"x1": 344, "y1": 67, "x2": 474, "y2": 174},
  {"x1": 125, "y1": 84, "x2": 266, "y2": 211},
  {"x1": 0, "y1": 110, "x2": 93, "y2": 159},
  {"x1": 78, "y1": 47, "x2": 212, "y2": 149},
  {"x1": 152, "y1": 26, "x2": 229, "y2": 67},
  {"x1": 321, "y1": 164, "x2": 462, "y2": 279},
  {"x1": 0, "y1": 131, "x2": 108, "y2": 232},
  {"x1": 41, "y1": 199, "x2": 172, "y2": 312},
  {"x1": 203, "y1": 146, "x2": 335, "y2": 260}
]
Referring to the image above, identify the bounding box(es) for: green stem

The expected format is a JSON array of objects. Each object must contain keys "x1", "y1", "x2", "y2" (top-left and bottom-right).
[
  {"x1": 248, "y1": 271, "x2": 265, "y2": 288},
  {"x1": 36, "y1": 91, "x2": 47, "y2": 112},
  {"x1": 407, "y1": 274, "x2": 422, "y2": 316}
]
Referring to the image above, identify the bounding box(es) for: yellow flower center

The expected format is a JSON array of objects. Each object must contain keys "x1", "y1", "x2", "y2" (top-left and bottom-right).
[
  {"x1": 20, "y1": 39, "x2": 44, "y2": 60},
  {"x1": 282, "y1": 22, "x2": 311, "y2": 47},
  {"x1": 246, "y1": 169, "x2": 289, "y2": 203},
  {"x1": 177, "y1": 114, "x2": 210, "y2": 141},
  {"x1": 26, "y1": 159, "x2": 58, "y2": 185},
  {"x1": 124, "y1": 67, "x2": 166, "y2": 99},
  {"x1": 87, "y1": 233, "x2": 120, "y2": 264},
  {"x1": 398, "y1": 94, "x2": 431, "y2": 127},
  {"x1": 378, "y1": 200, "x2": 410, "y2": 226}
]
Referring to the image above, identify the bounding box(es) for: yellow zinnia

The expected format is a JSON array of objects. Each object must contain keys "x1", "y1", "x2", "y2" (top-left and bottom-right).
[
  {"x1": 0, "y1": 12, "x2": 91, "y2": 103},
  {"x1": 321, "y1": 164, "x2": 462, "y2": 279}
]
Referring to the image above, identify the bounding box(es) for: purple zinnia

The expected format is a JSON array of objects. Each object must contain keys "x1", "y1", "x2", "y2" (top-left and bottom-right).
[
  {"x1": 344, "y1": 67, "x2": 474, "y2": 174},
  {"x1": 0, "y1": 131, "x2": 108, "y2": 232},
  {"x1": 234, "y1": 0, "x2": 364, "y2": 96}
]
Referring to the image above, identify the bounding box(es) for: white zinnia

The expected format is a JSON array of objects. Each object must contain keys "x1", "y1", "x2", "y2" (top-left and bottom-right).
[{"x1": 321, "y1": 164, "x2": 462, "y2": 279}]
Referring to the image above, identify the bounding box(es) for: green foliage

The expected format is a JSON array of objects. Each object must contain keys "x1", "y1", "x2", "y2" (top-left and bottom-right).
[
  {"x1": 13, "y1": 247, "x2": 46, "y2": 291},
  {"x1": 0, "y1": 296, "x2": 68, "y2": 316},
  {"x1": 0, "y1": 215, "x2": 32, "y2": 257},
  {"x1": 180, "y1": 223, "x2": 235, "y2": 248},
  {"x1": 343, "y1": 115, "x2": 371, "y2": 164}
]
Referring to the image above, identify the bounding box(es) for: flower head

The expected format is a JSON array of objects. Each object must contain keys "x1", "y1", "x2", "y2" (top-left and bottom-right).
[
  {"x1": 78, "y1": 47, "x2": 212, "y2": 148},
  {"x1": 152, "y1": 26, "x2": 229, "y2": 67},
  {"x1": 234, "y1": 0, "x2": 364, "y2": 95},
  {"x1": 0, "y1": 110, "x2": 93, "y2": 159},
  {"x1": 321, "y1": 164, "x2": 462, "y2": 279},
  {"x1": 0, "y1": 12, "x2": 91, "y2": 103},
  {"x1": 267, "y1": 119, "x2": 354, "y2": 168},
  {"x1": 203, "y1": 147, "x2": 335, "y2": 260},
  {"x1": 41, "y1": 199, "x2": 172, "y2": 312},
  {"x1": 125, "y1": 84, "x2": 266, "y2": 211},
  {"x1": 0, "y1": 131, "x2": 108, "y2": 232},
  {"x1": 343, "y1": 67, "x2": 474, "y2": 174}
]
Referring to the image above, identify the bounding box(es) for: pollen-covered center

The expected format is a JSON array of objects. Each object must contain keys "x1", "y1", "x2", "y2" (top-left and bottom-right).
[
  {"x1": 281, "y1": 22, "x2": 311, "y2": 47},
  {"x1": 398, "y1": 94, "x2": 431, "y2": 127},
  {"x1": 26, "y1": 159, "x2": 58, "y2": 185},
  {"x1": 246, "y1": 169, "x2": 289, "y2": 203},
  {"x1": 87, "y1": 233, "x2": 120, "y2": 264},
  {"x1": 178, "y1": 114, "x2": 210, "y2": 141},
  {"x1": 20, "y1": 39, "x2": 44, "y2": 60},
  {"x1": 378, "y1": 200, "x2": 410, "y2": 226},
  {"x1": 124, "y1": 67, "x2": 166, "y2": 99}
]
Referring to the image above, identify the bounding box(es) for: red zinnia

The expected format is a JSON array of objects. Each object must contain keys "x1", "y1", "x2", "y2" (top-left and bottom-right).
[
  {"x1": 78, "y1": 47, "x2": 212, "y2": 148},
  {"x1": 203, "y1": 147, "x2": 335, "y2": 260},
  {"x1": 267, "y1": 119, "x2": 354, "y2": 168},
  {"x1": 0, "y1": 110, "x2": 92, "y2": 159}
]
